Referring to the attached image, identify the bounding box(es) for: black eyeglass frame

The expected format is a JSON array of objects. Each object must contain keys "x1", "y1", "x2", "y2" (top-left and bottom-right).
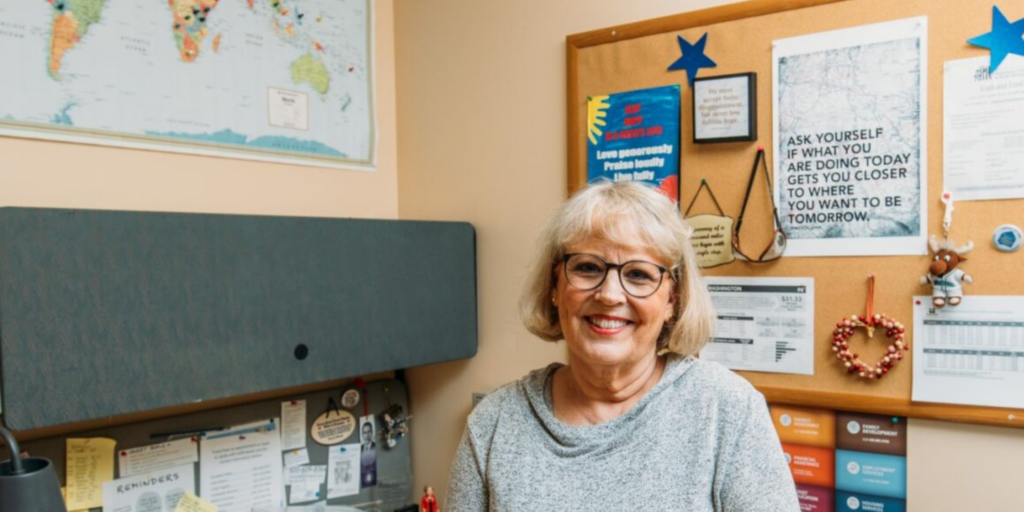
[{"x1": 561, "y1": 253, "x2": 672, "y2": 298}]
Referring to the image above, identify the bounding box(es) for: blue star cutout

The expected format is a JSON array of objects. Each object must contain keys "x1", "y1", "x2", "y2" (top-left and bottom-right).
[
  {"x1": 668, "y1": 33, "x2": 717, "y2": 86},
  {"x1": 968, "y1": 5, "x2": 1024, "y2": 73}
]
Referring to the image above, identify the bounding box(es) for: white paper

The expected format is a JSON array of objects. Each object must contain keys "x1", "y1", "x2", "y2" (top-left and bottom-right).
[
  {"x1": 773, "y1": 17, "x2": 928, "y2": 256},
  {"x1": 287, "y1": 465, "x2": 327, "y2": 486},
  {"x1": 289, "y1": 482, "x2": 322, "y2": 504},
  {"x1": 267, "y1": 88, "x2": 310, "y2": 131},
  {"x1": 702, "y1": 277, "x2": 815, "y2": 375},
  {"x1": 281, "y1": 400, "x2": 308, "y2": 451},
  {"x1": 912, "y1": 296, "x2": 1024, "y2": 409},
  {"x1": 199, "y1": 419, "x2": 284, "y2": 512},
  {"x1": 284, "y1": 448, "x2": 311, "y2": 468},
  {"x1": 101, "y1": 464, "x2": 195, "y2": 512},
  {"x1": 325, "y1": 444, "x2": 360, "y2": 499},
  {"x1": 118, "y1": 438, "x2": 199, "y2": 478},
  {"x1": 943, "y1": 56, "x2": 1024, "y2": 200}
]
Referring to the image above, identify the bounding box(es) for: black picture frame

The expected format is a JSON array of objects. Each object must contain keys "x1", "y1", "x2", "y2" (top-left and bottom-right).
[{"x1": 692, "y1": 72, "x2": 757, "y2": 144}]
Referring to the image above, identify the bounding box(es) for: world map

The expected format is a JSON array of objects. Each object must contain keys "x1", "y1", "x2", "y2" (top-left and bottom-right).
[{"x1": 0, "y1": 0, "x2": 373, "y2": 168}]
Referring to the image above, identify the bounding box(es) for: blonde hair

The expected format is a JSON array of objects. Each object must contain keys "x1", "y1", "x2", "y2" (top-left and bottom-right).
[{"x1": 520, "y1": 181, "x2": 715, "y2": 356}]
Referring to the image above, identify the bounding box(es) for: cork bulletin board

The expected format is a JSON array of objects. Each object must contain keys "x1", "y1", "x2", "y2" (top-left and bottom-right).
[{"x1": 567, "y1": 0, "x2": 1024, "y2": 428}]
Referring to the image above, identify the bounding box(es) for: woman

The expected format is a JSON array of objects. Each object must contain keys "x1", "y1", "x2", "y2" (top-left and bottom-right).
[{"x1": 446, "y1": 181, "x2": 799, "y2": 511}]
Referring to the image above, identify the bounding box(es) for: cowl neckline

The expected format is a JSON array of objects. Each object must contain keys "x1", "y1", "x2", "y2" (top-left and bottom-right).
[{"x1": 520, "y1": 353, "x2": 698, "y2": 456}]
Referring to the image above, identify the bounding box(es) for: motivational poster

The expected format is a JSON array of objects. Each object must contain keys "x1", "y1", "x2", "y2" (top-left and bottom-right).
[
  {"x1": 773, "y1": 17, "x2": 928, "y2": 256},
  {"x1": 587, "y1": 85, "x2": 680, "y2": 200}
]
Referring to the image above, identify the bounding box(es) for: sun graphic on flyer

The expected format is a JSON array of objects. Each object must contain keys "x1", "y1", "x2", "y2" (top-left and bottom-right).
[{"x1": 587, "y1": 95, "x2": 610, "y2": 145}]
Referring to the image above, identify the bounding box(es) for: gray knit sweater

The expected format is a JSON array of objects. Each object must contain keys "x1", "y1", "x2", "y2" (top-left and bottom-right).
[{"x1": 446, "y1": 355, "x2": 800, "y2": 511}]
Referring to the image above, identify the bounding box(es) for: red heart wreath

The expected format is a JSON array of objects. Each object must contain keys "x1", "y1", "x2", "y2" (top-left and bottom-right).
[{"x1": 830, "y1": 274, "x2": 909, "y2": 380}]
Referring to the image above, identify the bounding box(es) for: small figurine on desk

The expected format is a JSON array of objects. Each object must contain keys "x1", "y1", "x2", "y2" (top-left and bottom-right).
[
  {"x1": 921, "y1": 235, "x2": 973, "y2": 308},
  {"x1": 421, "y1": 485, "x2": 440, "y2": 512},
  {"x1": 379, "y1": 403, "x2": 411, "y2": 449}
]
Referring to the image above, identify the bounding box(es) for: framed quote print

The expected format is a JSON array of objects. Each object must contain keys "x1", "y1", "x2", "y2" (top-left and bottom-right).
[{"x1": 692, "y1": 72, "x2": 757, "y2": 143}]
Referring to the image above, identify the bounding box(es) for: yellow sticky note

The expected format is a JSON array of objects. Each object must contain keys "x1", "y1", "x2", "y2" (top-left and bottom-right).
[
  {"x1": 65, "y1": 437, "x2": 116, "y2": 511},
  {"x1": 173, "y1": 492, "x2": 218, "y2": 512}
]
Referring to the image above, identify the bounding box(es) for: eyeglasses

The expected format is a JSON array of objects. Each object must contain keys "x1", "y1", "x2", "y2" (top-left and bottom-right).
[{"x1": 562, "y1": 253, "x2": 670, "y2": 298}]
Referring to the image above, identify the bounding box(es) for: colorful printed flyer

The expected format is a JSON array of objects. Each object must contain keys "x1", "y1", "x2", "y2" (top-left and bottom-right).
[
  {"x1": 835, "y1": 450, "x2": 907, "y2": 499},
  {"x1": 772, "y1": 405, "x2": 836, "y2": 449},
  {"x1": 587, "y1": 85, "x2": 680, "y2": 200},
  {"x1": 782, "y1": 443, "x2": 835, "y2": 488},
  {"x1": 796, "y1": 485, "x2": 835, "y2": 512},
  {"x1": 769, "y1": 405, "x2": 908, "y2": 511}
]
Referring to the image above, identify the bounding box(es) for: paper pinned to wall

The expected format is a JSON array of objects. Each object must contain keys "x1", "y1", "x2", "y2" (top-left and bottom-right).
[
  {"x1": 281, "y1": 400, "x2": 308, "y2": 451},
  {"x1": 172, "y1": 492, "x2": 219, "y2": 512},
  {"x1": 701, "y1": 276, "x2": 815, "y2": 375},
  {"x1": 943, "y1": 57, "x2": 1024, "y2": 201},
  {"x1": 118, "y1": 437, "x2": 199, "y2": 478},
  {"x1": 101, "y1": 463, "x2": 195, "y2": 512},
  {"x1": 284, "y1": 447, "x2": 311, "y2": 467},
  {"x1": 199, "y1": 419, "x2": 284, "y2": 512},
  {"x1": 289, "y1": 481, "x2": 323, "y2": 504},
  {"x1": 65, "y1": 437, "x2": 117, "y2": 511},
  {"x1": 912, "y1": 296, "x2": 1024, "y2": 409},
  {"x1": 326, "y1": 444, "x2": 360, "y2": 499},
  {"x1": 773, "y1": 16, "x2": 928, "y2": 256},
  {"x1": 287, "y1": 464, "x2": 328, "y2": 486}
]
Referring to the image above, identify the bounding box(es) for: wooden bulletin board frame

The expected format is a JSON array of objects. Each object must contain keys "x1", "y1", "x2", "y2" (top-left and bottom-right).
[{"x1": 567, "y1": 0, "x2": 1024, "y2": 428}]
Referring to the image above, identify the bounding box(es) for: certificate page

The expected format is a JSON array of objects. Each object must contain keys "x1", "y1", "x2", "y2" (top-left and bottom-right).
[
  {"x1": 702, "y1": 277, "x2": 815, "y2": 375},
  {"x1": 912, "y1": 296, "x2": 1024, "y2": 408}
]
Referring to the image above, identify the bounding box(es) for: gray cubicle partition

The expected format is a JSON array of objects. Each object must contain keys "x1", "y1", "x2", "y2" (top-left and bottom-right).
[
  {"x1": 0, "y1": 208, "x2": 477, "y2": 431},
  {"x1": 9, "y1": 379, "x2": 415, "y2": 511}
]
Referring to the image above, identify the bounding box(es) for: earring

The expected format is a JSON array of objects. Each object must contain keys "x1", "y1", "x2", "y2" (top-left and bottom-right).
[{"x1": 551, "y1": 296, "x2": 557, "y2": 306}]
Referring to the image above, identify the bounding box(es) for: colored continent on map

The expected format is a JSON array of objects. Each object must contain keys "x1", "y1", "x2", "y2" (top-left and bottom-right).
[
  {"x1": 291, "y1": 53, "x2": 330, "y2": 94},
  {"x1": 269, "y1": 0, "x2": 290, "y2": 16},
  {"x1": 169, "y1": 0, "x2": 220, "y2": 62},
  {"x1": 46, "y1": 0, "x2": 108, "y2": 80}
]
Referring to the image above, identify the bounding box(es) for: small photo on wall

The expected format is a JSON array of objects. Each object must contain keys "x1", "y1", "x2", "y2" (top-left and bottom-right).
[{"x1": 359, "y1": 415, "x2": 378, "y2": 488}]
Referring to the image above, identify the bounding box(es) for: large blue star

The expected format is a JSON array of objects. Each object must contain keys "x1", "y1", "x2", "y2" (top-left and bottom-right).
[
  {"x1": 668, "y1": 33, "x2": 717, "y2": 86},
  {"x1": 968, "y1": 5, "x2": 1024, "y2": 73}
]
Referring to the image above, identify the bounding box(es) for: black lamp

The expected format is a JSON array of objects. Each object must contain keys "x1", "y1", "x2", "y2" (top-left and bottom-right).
[{"x1": 0, "y1": 425, "x2": 67, "y2": 512}]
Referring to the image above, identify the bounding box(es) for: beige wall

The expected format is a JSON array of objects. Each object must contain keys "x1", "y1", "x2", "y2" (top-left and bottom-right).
[
  {"x1": 395, "y1": 1, "x2": 1024, "y2": 511},
  {"x1": 1, "y1": 0, "x2": 399, "y2": 220}
]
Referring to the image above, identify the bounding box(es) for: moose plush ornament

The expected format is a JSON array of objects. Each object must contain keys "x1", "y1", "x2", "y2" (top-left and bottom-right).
[
  {"x1": 921, "y1": 192, "x2": 975, "y2": 308},
  {"x1": 921, "y1": 235, "x2": 973, "y2": 307}
]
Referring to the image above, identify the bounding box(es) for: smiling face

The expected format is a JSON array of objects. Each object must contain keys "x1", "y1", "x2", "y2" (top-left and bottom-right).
[{"x1": 554, "y1": 238, "x2": 675, "y2": 369}]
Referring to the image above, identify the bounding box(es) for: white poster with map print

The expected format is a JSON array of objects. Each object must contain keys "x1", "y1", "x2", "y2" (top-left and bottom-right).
[
  {"x1": 773, "y1": 17, "x2": 927, "y2": 256},
  {"x1": 0, "y1": 0, "x2": 374, "y2": 170}
]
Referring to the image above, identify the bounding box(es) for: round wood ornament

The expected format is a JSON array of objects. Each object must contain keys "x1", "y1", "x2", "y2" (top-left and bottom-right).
[
  {"x1": 311, "y1": 409, "x2": 356, "y2": 445},
  {"x1": 830, "y1": 274, "x2": 909, "y2": 380}
]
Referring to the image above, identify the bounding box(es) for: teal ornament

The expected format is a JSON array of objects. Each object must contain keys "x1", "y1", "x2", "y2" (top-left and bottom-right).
[
  {"x1": 967, "y1": 5, "x2": 1024, "y2": 73},
  {"x1": 668, "y1": 33, "x2": 717, "y2": 87},
  {"x1": 993, "y1": 224, "x2": 1022, "y2": 252}
]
